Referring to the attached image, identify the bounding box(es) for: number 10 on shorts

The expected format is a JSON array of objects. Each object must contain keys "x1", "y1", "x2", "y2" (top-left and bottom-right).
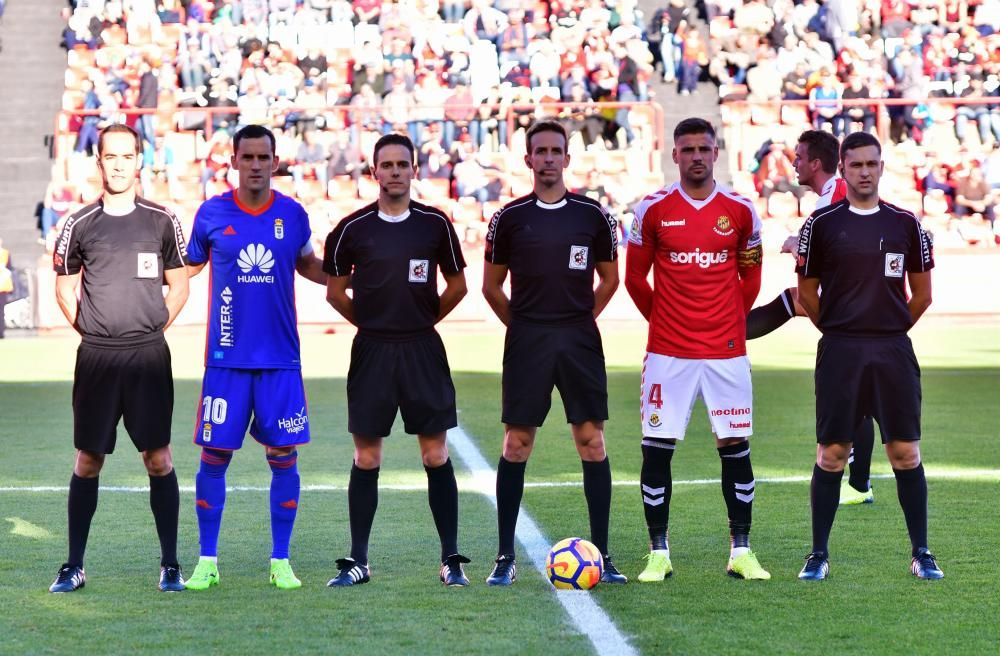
[{"x1": 201, "y1": 396, "x2": 228, "y2": 442}]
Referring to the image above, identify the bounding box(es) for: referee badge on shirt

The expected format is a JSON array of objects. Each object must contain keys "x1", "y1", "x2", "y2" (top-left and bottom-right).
[
  {"x1": 569, "y1": 245, "x2": 589, "y2": 270},
  {"x1": 274, "y1": 218, "x2": 284, "y2": 240},
  {"x1": 137, "y1": 252, "x2": 159, "y2": 279},
  {"x1": 409, "y1": 259, "x2": 429, "y2": 283},
  {"x1": 884, "y1": 253, "x2": 904, "y2": 278}
]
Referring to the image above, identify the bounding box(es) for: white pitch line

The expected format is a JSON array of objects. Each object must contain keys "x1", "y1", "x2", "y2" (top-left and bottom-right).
[
  {"x1": 445, "y1": 426, "x2": 639, "y2": 656},
  {"x1": 3, "y1": 469, "x2": 996, "y2": 495}
]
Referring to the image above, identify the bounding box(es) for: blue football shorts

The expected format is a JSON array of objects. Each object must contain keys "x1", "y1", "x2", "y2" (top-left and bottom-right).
[{"x1": 193, "y1": 368, "x2": 311, "y2": 450}]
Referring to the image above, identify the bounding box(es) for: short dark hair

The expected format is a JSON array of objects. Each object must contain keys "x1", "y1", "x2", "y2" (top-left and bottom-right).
[
  {"x1": 233, "y1": 124, "x2": 276, "y2": 154},
  {"x1": 525, "y1": 120, "x2": 568, "y2": 153},
  {"x1": 97, "y1": 123, "x2": 142, "y2": 156},
  {"x1": 372, "y1": 133, "x2": 415, "y2": 165},
  {"x1": 797, "y1": 129, "x2": 840, "y2": 174},
  {"x1": 840, "y1": 131, "x2": 881, "y2": 162},
  {"x1": 673, "y1": 117, "x2": 716, "y2": 141}
]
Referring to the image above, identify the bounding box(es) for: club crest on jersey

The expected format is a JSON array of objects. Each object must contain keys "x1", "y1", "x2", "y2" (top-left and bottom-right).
[
  {"x1": 409, "y1": 259, "x2": 429, "y2": 283},
  {"x1": 274, "y1": 218, "x2": 284, "y2": 240},
  {"x1": 885, "y1": 253, "x2": 904, "y2": 278},
  {"x1": 648, "y1": 413, "x2": 662, "y2": 428},
  {"x1": 713, "y1": 215, "x2": 734, "y2": 236},
  {"x1": 569, "y1": 245, "x2": 589, "y2": 270}
]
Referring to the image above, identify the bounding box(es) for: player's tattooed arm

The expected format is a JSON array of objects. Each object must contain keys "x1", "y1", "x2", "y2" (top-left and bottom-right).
[{"x1": 326, "y1": 275, "x2": 355, "y2": 325}]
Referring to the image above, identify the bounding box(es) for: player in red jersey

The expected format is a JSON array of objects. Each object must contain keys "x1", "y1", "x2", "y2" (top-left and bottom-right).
[
  {"x1": 749, "y1": 130, "x2": 878, "y2": 505},
  {"x1": 625, "y1": 117, "x2": 770, "y2": 581}
]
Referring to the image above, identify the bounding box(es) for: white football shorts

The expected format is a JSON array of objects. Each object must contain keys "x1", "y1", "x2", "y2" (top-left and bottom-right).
[{"x1": 640, "y1": 353, "x2": 753, "y2": 439}]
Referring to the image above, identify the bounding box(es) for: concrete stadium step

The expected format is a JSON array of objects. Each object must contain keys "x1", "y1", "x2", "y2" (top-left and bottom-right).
[{"x1": 0, "y1": 0, "x2": 66, "y2": 260}]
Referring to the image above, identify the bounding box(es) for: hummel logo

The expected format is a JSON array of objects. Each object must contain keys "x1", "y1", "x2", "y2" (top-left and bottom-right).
[
  {"x1": 223, "y1": 225, "x2": 237, "y2": 236},
  {"x1": 238, "y1": 244, "x2": 275, "y2": 274}
]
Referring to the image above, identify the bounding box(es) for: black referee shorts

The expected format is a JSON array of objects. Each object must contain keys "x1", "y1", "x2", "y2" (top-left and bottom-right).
[
  {"x1": 347, "y1": 330, "x2": 457, "y2": 438},
  {"x1": 72, "y1": 336, "x2": 174, "y2": 454},
  {"x1": 502, "y1": 318, "x2": 608, "y2": 427},
  {"x1": 815, "y1": 334, "x2": 921, "y2": 444}
]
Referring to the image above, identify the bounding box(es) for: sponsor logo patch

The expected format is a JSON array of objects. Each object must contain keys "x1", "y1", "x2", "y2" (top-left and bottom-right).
[
  {"x1": 278, "y1": 407, "x2": 309, "y2": 434},
  {"x1": 711, "y1": 407, "x2": 751, "y2": 417},
  {"x1": 885, "y1": 252, "x2": 904, "y2": 278},
  {"x1": 661, "y1": 219, "x2": 685, "y2": 228},
  {"x1": 669, "y1": 249, "x2": 728, "y2": 268},
  {"x1": 409, "y1": 259, "x2": 429, "y2": 283},
  {"x1": 237, "y1": 244, "x2": 275, "y2": 283},
  {"x1": 220, "y1": 286, "x2": 234, "y2": 348},
  {"x1": 569, "y1": 245, "x2": 589, "y2": 270}
]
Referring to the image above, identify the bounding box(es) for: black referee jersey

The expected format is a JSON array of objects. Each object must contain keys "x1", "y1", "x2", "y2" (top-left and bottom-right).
[
  {"x1": 485, "y1": 192, "x2": 618, "y2": 324},
  {"x1": 53, "y1": 198, "x2": 188, "y2": 340},
  {"x1": 795, "y1": 199, "x2": 934, "y2": 336},
  {"x1": 323, "y1": 200, "x2": 466, "y2": 337}
]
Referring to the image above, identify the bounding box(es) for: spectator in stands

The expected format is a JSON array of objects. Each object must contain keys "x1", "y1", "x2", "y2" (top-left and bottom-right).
[
  {"x1": 417, "y1": 122, "x2": 453, "y2": 182},
  {"x1": 921, "y1": 162, "x2": 955, "y2": 209},
  {"x1": 497, "y1": 7, "x2": 533, "y2": 67},
  {"x1": 953, "y1": 75, "x2": 1000, "y2": 147},
  {"x1": 200, "y1": 129, "x2": 233, "y2": 198},
  {"x1": 463, "y1": 0, "x2": 507, "y2": 47},
  {"x1": 808, "y1": 69, "x2": 844, "y2": 135},
  {"x1": 954, "y1": 167, "x2": 997, "y2": 231},
  {"x1": 840, "y1": 72, "x2": 877, "y2": 134},
  {"x1": 135, "y1": 58, "x2": 158, "y2": 148},
  {"x1": 678, "y1": 26, "x2": 708, "y2": 96},
  {"x1": 755, "y1": 140, "x2": 807, "y2": 207},
  {"x1": 140, "y1": 134, "x2": 181, "y2": 201},
  {"x1": 40, "y1": 167, "x2": 76, "y2": 243},
  {"x1": 0, "y1": 237, "x2": 12, "y2": 338},
  {"x1": 327, "y1": 130, "x2": 365, "y2": 193},
  {"x1": 528, "y1": 39, "x2": 561, "y2": 89},
  {"x1": 291, "y1": 129, "x2": 330, "y2": 197},
  {"x1": 784, "y1": 61, "x2": 811, "y2": 100},
  {"x1": 453, "y1": 140, "x2": 504, "y2": 202},
  {"x1": 746, "y1": 49, "x2": 784, "y2": 103},
  {"x1": 443, "y1": 81, "x2": 476, "y2": 149},
  {"x1": 74, "y1": 79, "x2": 102, "y2": 155}
]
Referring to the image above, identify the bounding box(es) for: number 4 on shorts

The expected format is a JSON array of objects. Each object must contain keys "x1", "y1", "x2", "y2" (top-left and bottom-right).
[{"x1": 647, "y1": 384, "x2": 663, "y2": 409}]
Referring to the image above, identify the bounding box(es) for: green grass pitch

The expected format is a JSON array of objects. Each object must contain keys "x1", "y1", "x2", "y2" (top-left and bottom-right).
[{"x1": 0, "y1": 318, "x2": 997, "y2": 655}]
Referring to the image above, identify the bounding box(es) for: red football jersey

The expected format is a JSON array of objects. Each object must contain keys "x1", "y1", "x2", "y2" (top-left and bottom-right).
[
  {"x1": 816, "y1": 176, "x2": 847, "y2": 209},
  {"x1": 627, "y1": 182, "x2": 763, "y2": 359}
]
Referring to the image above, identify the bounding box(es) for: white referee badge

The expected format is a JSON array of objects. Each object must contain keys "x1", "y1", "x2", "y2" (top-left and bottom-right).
[
  {"x1": 884, "y1": 253, "x2": 904, "y2": 278},
  {"x1": 569, "y1": 245, "x2": 589, "y2": 270},
  {"x1": 137, "y1": 252, "x2": 159, "y2": 278},
  {"x1": 409, "y1": 259, "x2": 429, "y2": 283}
]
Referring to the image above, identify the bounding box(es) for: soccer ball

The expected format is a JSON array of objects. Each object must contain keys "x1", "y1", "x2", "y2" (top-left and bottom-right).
[{"x1": 545, "y1": 537, "x2": 603, "y2": 590}]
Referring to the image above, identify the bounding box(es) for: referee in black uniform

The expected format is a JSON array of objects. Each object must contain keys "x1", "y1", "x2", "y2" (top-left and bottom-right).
[
  {"x1": 795, "y1": 131, "x2": 943, "y2": 581},
  {"x1": 482, "y1": 120, "x2": 626, "y2": 586},
  {"x1": 50, "y1": 124, "x2": 190, "y2": 593},
  {"x1": 324, "y1": 134, "x2": 471, "y2": 587}
]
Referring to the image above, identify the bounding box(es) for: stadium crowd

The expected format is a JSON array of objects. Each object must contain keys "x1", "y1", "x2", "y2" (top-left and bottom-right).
[
  {"x1": 52, "y1": 0, "x2": 666, "y2": 252},
  {"x1": 46, "y1": 0, "x2": 999, "y2": 253}
]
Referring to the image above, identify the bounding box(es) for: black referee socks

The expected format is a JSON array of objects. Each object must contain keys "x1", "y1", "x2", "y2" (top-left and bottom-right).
[
  {"x1": 810, "y1": 464, "x2": 843, "y2": 556},
  {"x1": 425, "y1": 458, "x2": 459, "y2": 561},
  {"x1": 893, "y1": 463, "x2": 929, "y2": 556},
  {"x1": 149, "y1": 470, "x2": 180, "y2": 567},
  {"x1": 348, "y1": 464, "x2": 380, "y2": 565},
  {"x1": 67, "y1": 474, "x2": 99, "y2": 567},
  {"x1": 581, "y1": 457, "x2": 612, "y2": 556},
  {"x1": 496, "y1": 457, "x2": 526, "y2": 556}
]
